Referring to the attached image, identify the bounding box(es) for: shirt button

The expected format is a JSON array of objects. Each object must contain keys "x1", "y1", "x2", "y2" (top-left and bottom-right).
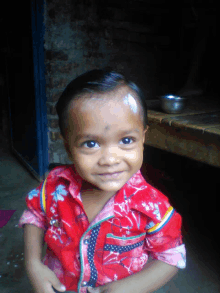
[
  {"x1": 82, "y1": 281, "x2": 87, "y2": 286},
  {"x1": 84, "y1": 238, "x2": 90, "y2": 245}
]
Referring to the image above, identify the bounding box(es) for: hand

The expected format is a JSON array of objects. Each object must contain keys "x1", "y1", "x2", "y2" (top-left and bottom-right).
[
  {"x1": 26, "y1": 260, "x2": 66, "y2": 293},
  {"x1": 87, "y1": 280, "x2": 129, "y2": 293},
  {"x1": 87, "y1": 285, "x2": 109, "y2": 293}
]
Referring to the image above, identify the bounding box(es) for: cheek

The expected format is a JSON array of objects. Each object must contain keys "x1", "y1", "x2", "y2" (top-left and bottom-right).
[
  {"x1": 124, "y1": 149, "x2": 143, "y2": 163},
  {"x1": 72, "y1": 152, "x2": 96, "y2": 171},
  {"x1": 72, "y1": 159, "x2": 92, "y2": 180}
]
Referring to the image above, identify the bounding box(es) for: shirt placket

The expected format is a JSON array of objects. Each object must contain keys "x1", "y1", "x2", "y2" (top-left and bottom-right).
[
  {"x1": 78, "y1": 196, "x2": 115, "y2": 293},
  {"x1": 78, "y1": 217, "x2": 114, "y2": 293},
  {"x1": 78, "y1": 224, "x2": 101, "y2": 293}
]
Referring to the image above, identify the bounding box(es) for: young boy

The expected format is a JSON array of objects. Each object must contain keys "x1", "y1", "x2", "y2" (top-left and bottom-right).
[{"x1": 19, "y1": 69, "x2": 186, "y2": 293}]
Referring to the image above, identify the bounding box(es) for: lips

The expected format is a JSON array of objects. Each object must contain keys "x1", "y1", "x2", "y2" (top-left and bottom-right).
[{"x1": 98, "y1": 171, "x2": 123, "y2": 179}]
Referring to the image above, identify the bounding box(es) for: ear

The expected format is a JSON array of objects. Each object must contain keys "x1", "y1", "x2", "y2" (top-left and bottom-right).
[{"x1": 142, "y1": 125, "x2": 149, "y2": 144}]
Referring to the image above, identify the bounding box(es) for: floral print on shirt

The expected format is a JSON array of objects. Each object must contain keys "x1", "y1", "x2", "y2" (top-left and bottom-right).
[{"x1": 19, "y1": 165, "x2": 186, "y2": 293}]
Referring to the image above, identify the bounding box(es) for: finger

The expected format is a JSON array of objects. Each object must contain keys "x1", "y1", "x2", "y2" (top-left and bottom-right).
[
  {"x1": 51, "y1": 284, "x2": 66, "y2": 292},
  {"x1": 52, "y1": 285, "x2": 66, "y2": 293},
  {"x1": 50, "y1": 274, "x2": 66, "y2": 292},
  {"x1": 44, "y1": 283, "x2": 66, "y2": 293}
]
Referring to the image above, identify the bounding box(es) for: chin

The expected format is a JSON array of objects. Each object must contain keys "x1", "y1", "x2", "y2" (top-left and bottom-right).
[{"x1": 99, "y1": 182, "x2": 125, "y2": 192}]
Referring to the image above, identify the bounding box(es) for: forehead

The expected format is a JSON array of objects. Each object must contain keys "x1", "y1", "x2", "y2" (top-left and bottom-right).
[
  {"x1": 67, "y1": 86, "x2": 144, "y2": 133},
  {"x1": 69, "y1": 85, "x2": 143, "y2": 118}
]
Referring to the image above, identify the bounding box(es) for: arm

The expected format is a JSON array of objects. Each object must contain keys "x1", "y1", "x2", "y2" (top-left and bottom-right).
[
  {"x1": 24, "y1": 224, "x2": 66, "y2": 293},
  {"x1": 24, "y1": 224, "x2": 44, "y2": 267},
  {"x1": 88, "y1": 260, "x2": 178, "y2": 293},
  {"x1": 118, "y1": 259, "x2": 178, "y2": 293}
]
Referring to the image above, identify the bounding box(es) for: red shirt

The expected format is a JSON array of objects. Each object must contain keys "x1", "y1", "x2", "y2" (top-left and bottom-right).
[{"x1": 19, "y1": 165, "x2": 185, "y2": 292}]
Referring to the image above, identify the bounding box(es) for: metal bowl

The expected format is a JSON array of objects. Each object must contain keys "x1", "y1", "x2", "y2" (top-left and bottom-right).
[{"x1": 160, "y1": 95, "x2": 188, "y2": 114}]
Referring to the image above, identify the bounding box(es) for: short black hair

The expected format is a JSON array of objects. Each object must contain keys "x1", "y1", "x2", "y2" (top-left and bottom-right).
[{"x1": 56, "y1": 68, "x2": 148, "y2": 137}]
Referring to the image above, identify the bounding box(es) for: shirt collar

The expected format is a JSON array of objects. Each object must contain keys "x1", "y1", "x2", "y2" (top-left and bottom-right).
[
  {"x1": 56, "y1": 164, "x2": 144, "y2": 200},
  {"x1": 57, "y1": 165, "x2": 82, "y2": 201},
  {"x1": 56, "y1": 165, "x2": 160, "y2": 223}
]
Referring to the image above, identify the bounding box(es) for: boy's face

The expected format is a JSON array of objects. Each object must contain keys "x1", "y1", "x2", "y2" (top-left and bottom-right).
[{"x1": 64, "y1": 86, "x2": 148, "y2": 194}]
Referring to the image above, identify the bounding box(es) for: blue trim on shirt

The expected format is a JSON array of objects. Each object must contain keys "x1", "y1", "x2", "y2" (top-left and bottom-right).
[
  {"x1": 104, "y1": 240, "x2": 144, "y2": 254},
  {"x1": 87, "y1": 224, "x2": 101, "y2": 287}
]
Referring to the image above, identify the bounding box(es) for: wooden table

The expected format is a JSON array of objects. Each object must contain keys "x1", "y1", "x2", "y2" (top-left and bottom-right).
[{"x1": 145, "y1": 96, "x2": 220, "y2": 168}]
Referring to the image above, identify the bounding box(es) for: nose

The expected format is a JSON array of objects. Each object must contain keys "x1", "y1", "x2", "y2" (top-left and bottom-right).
[{"x1": 98, "y1": 146, "x2": 121, "y2": 166}]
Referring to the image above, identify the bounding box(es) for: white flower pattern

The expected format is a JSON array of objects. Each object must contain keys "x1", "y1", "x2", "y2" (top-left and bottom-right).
[
  {"x1": 28, "y1": 189, "x2": 39, "y2": 200},
  {"x1": 51, "y1": 184, "x2": 68, "y2": 202}
]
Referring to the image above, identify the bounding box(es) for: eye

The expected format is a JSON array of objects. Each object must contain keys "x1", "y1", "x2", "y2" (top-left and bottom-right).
[
  {"x1": 120, "y1": 137, "x2": 134, "y2": 145},
  {"x1": 82, "y1": 140, "x2": 99, "y2": 148}
]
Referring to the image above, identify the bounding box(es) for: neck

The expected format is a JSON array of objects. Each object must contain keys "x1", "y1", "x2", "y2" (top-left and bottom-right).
[{"x1": 81, "y1": 181, "x2": 116, "y2": 200}]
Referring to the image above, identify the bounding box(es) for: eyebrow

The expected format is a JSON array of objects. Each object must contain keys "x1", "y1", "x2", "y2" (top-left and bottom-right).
[
  {"x1": 74, "y1": 134, "x2": 99, "y2": 143},
  {"x1": 119, "y1": 129, "x2": 140, "y2": 136},
  {"x1": 74, "y1": 129, "x2": 140, "y2": 143}
]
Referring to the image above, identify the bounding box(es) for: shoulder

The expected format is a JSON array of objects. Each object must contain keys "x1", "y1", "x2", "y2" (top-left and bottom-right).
[
  {"x1": 44, "y1": 164, "x2": 82, "y2": 195},
  {"x1": 45, "y1": 164, "x2": 81, "y2": 184},
  {"x1": 127, "y1": 170, "x2": 169, "y2": 203},
  {"x1": 46, "y1": 164, "x2": 72, "y2": 178},
  {"x1": 40, "y1": 165, "x2": 81, "y2": 213},
  {"x1": 43, "y1": 164, "x2": 78, "y2": 195},
  {"x1": 26, "y1": 166, "x2": 70, "y2": 202},
  {"x1": 128, "y1": 171, "x2": 173, "y2": 222}
]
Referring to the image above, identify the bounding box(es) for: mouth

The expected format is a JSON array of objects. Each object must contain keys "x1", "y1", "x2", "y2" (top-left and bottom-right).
[{"x1": 97, "y1": 171, "x2": 123, "y2": 179}]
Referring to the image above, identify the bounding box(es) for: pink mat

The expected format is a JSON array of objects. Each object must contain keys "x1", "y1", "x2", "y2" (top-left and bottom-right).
[{"x1": 0, "y1": 210, "x2": 16, "y2": 228}]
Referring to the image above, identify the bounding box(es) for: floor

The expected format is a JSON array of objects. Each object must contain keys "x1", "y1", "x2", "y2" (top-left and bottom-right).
[{"x1": 0, "y1": 132, "x2": 220, "y2": 293}]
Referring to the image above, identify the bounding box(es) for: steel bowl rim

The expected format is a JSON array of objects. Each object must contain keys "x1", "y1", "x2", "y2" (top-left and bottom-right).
[{"x1": 160, "y1": 95, "x2": 188, "y2": 100}]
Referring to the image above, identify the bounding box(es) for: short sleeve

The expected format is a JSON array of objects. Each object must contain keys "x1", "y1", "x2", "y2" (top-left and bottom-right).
[
  {"x1": 133, "y1": 181, "x2": 186, "y2": 269},
  {"x1": 143, "y1": 202, "x2": 186, "y2": 268},
  {"x1": 152, "y1": 244, "x2": 186, "y2": 269},
  {"x1": 19, "y1": 209, "x2": 47, "y2": 230},
  {"x1": 18, "y1": 182, "x2": 47, "y2": 230},
  {"x1": 145, "y1": 206, "x2": 183, "y2": 249}
]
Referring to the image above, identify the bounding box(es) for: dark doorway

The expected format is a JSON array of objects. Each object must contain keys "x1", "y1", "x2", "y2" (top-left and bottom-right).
[{"x1": 1, "y1": 0, "x2": 48, "y2": 181}]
